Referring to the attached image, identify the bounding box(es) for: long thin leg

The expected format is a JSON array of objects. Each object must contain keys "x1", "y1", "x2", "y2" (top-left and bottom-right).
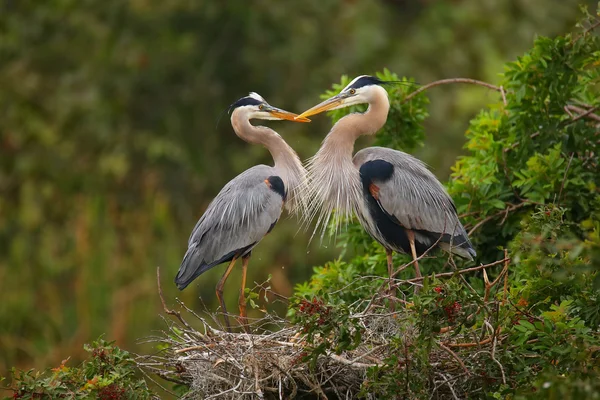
[
  {"x1": 406, "y1": 230, "x2": 421, "y2": 278},
  {"x1": 238, "y1": 253, "x2": 250, "y2": 331},
  {"x1": 406, "y1": 230, "x2": 421, "y2": 294},
  {"x1": 216, "y1": 257, "x2": 237, "y2": 332},
  {"x1": 386, "y1": 249, "x2": 396, "y2": 310}
]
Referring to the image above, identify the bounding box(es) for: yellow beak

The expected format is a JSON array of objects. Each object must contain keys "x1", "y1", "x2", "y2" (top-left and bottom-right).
[
  {"x1": 268, "y1": 108, "x2": 311, "y2": 123},
  {"x1": 295, "y1": 95, "x2": 344, "y2": 119}
]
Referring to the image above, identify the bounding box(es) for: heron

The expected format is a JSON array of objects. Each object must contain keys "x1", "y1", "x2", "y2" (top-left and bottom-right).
[
  {"x1": 175, "y1": 92, "x2": 309, "y2": 331},
  {"x1": 296, "y1": 75, "x2": 476, "y2": 291}
]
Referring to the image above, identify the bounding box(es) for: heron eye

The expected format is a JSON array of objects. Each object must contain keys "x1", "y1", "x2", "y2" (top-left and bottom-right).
[
  {"x1": 258, "y1": 104, "x2": 264, "y2": 110},
  {"x1": 349, "y1": 89, "x2": 356, "y2": 95}
]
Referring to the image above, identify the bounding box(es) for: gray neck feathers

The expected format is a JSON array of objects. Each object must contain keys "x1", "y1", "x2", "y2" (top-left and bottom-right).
[
  {"x1": 231, "y1": 112, "x2": 306, "y2": 212},
  {"x1": 302, "y1": 86, "x2": 389, "y2": 236}
]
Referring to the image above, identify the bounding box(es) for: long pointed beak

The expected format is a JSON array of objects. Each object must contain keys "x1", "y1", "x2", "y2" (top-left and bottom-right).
[
  {"x1": 268, "y1": 107, "x2": 311, "y2": 123},
  {"x1": 295, "y1": 94, "x2": 344, "y2": 119}
]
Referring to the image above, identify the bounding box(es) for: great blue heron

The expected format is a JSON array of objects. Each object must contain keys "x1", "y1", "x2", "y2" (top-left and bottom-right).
[
  {"x1": 175, "y1": 93, "x2": 309, "y2": 331},
  {"x1": 296, "y1": 75, "x2": 475, "y2": 289}
]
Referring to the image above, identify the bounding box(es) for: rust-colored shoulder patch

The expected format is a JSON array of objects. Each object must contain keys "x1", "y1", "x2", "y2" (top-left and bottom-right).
[
  {"x1": 369, "y1": 183, "x2": 380, "y2": 200},
  {"x1": 264, "y1": 179, "x2": 271, "y2": 188}
]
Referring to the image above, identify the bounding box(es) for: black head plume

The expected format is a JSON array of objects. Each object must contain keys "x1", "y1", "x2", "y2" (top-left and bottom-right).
[{"x1": 216, "y1": 92, "x2": 266, "y2": 129}]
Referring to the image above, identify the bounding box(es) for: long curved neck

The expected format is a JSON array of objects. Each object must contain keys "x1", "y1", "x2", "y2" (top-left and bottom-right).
[
  {"x1": 304, "y1": 86, "x2": 389, "y2": 233},
  {"x1": 231, "y1": 114, "x2": 305, "y2": 210},
  {"x1": 322, "y1": 86, "x2": 390, "y2": 160}
]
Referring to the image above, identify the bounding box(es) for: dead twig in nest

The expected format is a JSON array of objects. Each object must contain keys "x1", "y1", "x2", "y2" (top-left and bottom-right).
[{"x1": 156, "y1": 267, "x2": 194, "y2": 331}]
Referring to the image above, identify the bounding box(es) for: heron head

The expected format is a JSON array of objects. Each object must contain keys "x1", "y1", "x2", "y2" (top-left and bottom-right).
[
  {"x1": 295, "y1": 75, "x2": 388, "y2": 119},
  {"x1": 229, "y1": 92, "x2": 310, "y2": 122}
]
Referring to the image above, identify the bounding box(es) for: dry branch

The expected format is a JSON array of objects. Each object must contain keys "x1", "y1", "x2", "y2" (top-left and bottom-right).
[{"x1": 403, "y1": 78, "x2": 501, "y2": 103}]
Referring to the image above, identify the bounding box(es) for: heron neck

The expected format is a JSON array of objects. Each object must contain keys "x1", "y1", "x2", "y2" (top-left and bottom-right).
[
  {"x1": 304, "y1": 87, "x2": 390, "y2": 230},
  {"x1": 320, "y1": 87, "x2": 390, "y2": 163},
  {"x1": 231, "y1": 116, "x2": 305, "y2": 209}
]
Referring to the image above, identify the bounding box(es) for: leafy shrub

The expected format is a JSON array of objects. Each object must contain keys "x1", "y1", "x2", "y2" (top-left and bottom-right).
[{"x1": 1, "y1": 338, "x2": 153, "y2": 400}]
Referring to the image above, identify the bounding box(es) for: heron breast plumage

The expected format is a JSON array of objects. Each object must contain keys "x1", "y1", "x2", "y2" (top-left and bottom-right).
[
  {"x1": 355, "y1": 147, "x2": 476, "y2": 259},
  {"x1": 175, "y1": 165, "x2": 285, "y2": 290}
]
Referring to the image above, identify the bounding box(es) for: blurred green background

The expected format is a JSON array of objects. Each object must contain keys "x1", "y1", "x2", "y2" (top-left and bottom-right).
[{"x1": 0, "y1": 0, "x2": 594, "y2": 376}]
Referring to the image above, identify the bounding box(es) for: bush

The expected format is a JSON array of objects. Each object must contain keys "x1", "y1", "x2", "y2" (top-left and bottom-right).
[{"x1": 1, "y1": 338, "x2": 154, "y2": 400}]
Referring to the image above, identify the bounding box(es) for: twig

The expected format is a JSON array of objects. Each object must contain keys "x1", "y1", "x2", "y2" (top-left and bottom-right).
[
  {"x1": 557, "y1": 152, "x2": 575, "y2": 205},
  {"x1": 329, "y1": 353, "x2": 380, "y2": 369},
  {"x1": 502, "y1": 253, "x2": 509, "y2": 306},
  {"x1": 204, "y1": 380, "x2": 242, "y2": 399},
  {"x1": 500, "y1": 85, "x2": 507, "y2": 106},
  {"x1": 491, "y1": 339, "x2": 507, "y2": 385},
  {"x1": 397, "y1": 257, "x2": 509, "y2": 285},
  {"x1": 403, "y1": 78, "x2": 501, "y2": 103},
  {"x1": 483, "y1": 256, "x2": 509, "y2": 302},
  {"x1": 156, "y1": 267, "x2": 193, "y2": 330},
  {"x1": 584, "y1": 18, "x2": 600, "y2": 34},
  {"x1": 438, "y1": 373, "x2": 460, "y2": 400},
  {"x1": 564, "y1": 105, "x2": 600, "y2": 125},
  {"x1": 175, "y1": 344, "x2": 217, "y2": 354},
  {"x1": 438, "y1": 342, "x2": 469, "y2": 375},
  {"x1": 504, "y1": 131, "x2": 540, "y2": 152},
  {"x1": 296, "y1": 374, "x2": 328, "y2": 400},
  {"x1": 565, "y1": 105, "x2": 600, "y2": 122},
  {"x1": 445, "y1": 331, "x2": 505, "y2": 348},
  {"x1": 256, "y1": 282, "x2": 289, "y2": 302},
  {"x1": 468, "y1": 202, "x2": 529, "y2": 236}
]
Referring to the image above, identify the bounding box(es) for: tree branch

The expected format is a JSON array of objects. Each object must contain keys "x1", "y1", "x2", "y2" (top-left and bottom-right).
[
  {"x1": 156, "y1": 267, "x2": 193, "y2": 330},
  {"x1": 403, "y1": 78, "x2": 501, "y2": 103},
  {"x1": 564, "y1": 105, "x2": 600, "y2": 125},
  {"x1": 468, "y1": 202, "x2": 529, "y2": 236},
  {"x1": 397, "y1": 257, "x2": 510, "y2": 285}
]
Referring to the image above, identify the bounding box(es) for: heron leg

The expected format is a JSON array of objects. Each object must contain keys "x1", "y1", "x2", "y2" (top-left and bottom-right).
[
  {"x1": 238, "y1": 253, "x2": 250, "y2": 332},
  {"x1": 386, "y1": 248, "x2": 396, "y2": 310},
  {"x1": 407, "y1": 230, "x2": 421, "y2": 294},
  {"x1": 216, "y1": 257, "x2": 237, "y2": 332}
]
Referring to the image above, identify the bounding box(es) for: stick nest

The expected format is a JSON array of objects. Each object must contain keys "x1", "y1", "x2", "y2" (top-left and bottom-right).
[{"x1": 137, "y1": 257, "x2": 510, "y2": 399}]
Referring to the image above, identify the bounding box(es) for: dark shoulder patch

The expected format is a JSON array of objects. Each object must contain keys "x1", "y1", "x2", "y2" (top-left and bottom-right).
[
  {"x1": 359, "y1": 160, "x2": 394, "y2": 187},
  {"x1": 265, "y1": 175, "x2": 286, "y2": 200},
  {"x1": 347, "y1": 76, "x2": 384, "y2": 90},
  {"x1": 229, "y1": 96, "x2": 262, "y2": 110}
]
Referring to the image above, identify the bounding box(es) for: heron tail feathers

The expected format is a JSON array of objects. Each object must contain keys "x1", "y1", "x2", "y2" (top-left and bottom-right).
[
  {"x1": 174, "y1": 247, "x2": 215, "y2": 290},
  {"x1": 439, "y1": 240, "x2": 477, "y2": 261}
]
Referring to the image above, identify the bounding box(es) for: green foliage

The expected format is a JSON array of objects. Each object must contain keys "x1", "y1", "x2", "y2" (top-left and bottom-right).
[
  {"x1": 1, "y1": 338, "x2": 153, "y2": 399},
  {"x1": 291, "y1": 6, "x2": 600, "y2": 398},
  {"x1": 291, "y1": 296, "x2": 363, "y2": 369}
]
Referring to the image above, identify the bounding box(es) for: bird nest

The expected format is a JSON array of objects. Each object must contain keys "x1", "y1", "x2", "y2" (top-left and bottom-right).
[{"x1": 137, "y1": 257, "x2": 510, "y2": 399}]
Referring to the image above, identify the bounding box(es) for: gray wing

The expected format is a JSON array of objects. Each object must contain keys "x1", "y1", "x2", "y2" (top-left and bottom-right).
[
  {"x1": 175, "y1": 165, "x2": 284, "y2": 289},
  {"x1": 354, "y1": 147, "x2": 475, "y2": 258}
]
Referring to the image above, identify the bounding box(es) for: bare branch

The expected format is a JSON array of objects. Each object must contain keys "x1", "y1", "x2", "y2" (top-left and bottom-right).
[
  {"x1": 156, "y1": 267, "x2": 193, "y2": 330},
  {"x1": 565, "y1": 105, "x2": 600, "y2": 125},
  {"x1": 438, "y1": 342, "x2": 469, "y2": 375},
  {"x1": 558, "y1": 152, "x2": 575, "y2": 205},
  {"x1": 403, "y1": 78, "x2": 501, "y2": 103},
  {"x1": 397, "y1": 257, "x2": 510, "y2": 285},
  {"x1": 565, "y1": 105, "x2": 600, "y2": 122},
  {"x1": 468, "y1": 202, "x2": 529, "y2": 236}
]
